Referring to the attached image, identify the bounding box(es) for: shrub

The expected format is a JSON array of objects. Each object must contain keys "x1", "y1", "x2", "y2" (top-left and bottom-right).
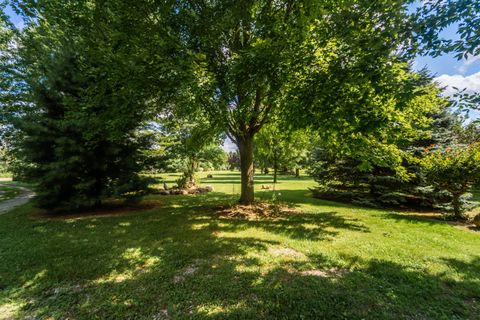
[
  {"x1": 473, "y1": 213, "x2": 480, "y2": 227},
  {"x1": 420, "y1": 144, "x2": 480, "y2": 219}
]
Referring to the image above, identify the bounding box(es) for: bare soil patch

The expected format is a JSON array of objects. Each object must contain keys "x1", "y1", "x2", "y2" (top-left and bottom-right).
[
  {"x1": 268, "y1": 247, "x2": 306, "y2": 258},
  {"x1": 298, "y1": 268, "x2": 350, "y2": 278},
  {"x1": 28, "y1": 200, "x2": 162, "y2": 220}
]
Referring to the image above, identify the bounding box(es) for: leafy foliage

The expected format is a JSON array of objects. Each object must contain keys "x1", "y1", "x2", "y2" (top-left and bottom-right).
[
  {"x1": 13, "y1": 48, "x2": 153, "y2": 209},
  {"x1": 420, "y1": 144, "x2": 480, "y2": 218},
  {"x1": 414, "y1": 0, "x2": 480, "y2": 59},
  {"x1": 309, "y1": 77, "x2": 460, "y2": 211},
  {"x1": 254, "y1": 123, "x2": 311, "y2": 181},
  {"x1": 2, "y1": 2, "x2": 157, "y2": 210},
  {"x1": 2, "y1": 0, "x2": 478, "y2": 208},
  {"x1": 154, "y1": 112, "x2": 225, "y2": 187},
  {"x1": 311, "y1": 104, "x2": 480, "y2": 219}
]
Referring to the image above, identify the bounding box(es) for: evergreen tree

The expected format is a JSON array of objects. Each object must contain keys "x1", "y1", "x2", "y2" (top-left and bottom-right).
[
  {"x1": 310, "y1": 108, "x2": 473, "y2": 211},
  {"x1": 309, "y1": 71, "x2": 453, "y2": 209},
  {"x1": 12, "y1": 48, "x2": 152, "y2": 210}
]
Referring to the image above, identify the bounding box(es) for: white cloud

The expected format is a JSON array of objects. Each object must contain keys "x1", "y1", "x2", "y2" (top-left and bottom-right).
[
  {"x1": 435, "y1": 71, "x2": 480, "y2": 96},
  {"x1": 222, "y1": 138, "x2": 237, "y2": 152},
  {"x1": 456, "y1": 55, "x2": 480, "y2": 75}
]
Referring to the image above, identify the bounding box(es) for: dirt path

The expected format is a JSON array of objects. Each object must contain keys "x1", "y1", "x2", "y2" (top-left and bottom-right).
[{"x1": 0, "y1": 184, "x2": 35, "y2": 215}]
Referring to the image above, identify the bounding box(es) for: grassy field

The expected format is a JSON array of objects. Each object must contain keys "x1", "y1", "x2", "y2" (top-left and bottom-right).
[
  {"x1": 0, "y1": 185, "x2": 20, "y2": 203},
  {"x1": 0, "y1": 171, "x2": 479, "y2": 319},
  {"x1": 0, "y1": 172, "x2": 12, "y2": 179}
]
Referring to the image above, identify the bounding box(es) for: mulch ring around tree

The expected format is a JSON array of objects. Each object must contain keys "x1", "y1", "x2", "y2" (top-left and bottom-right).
[
  {"x1": 213, "y1": 201, "x2": 300, "y2": 220},
  {"x1": 28, "y1": 200, "x2": 162, "y2": 220}
]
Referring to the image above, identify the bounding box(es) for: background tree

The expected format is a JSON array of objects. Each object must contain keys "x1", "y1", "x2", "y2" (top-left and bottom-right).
[
  {"x1": 227, "y1": 151, "x2": 240, "y2": 171},
  {"x1": 421, "y1": 144, "x2": 480, "y2": 218},
  {"x1": 309, "y1": 70, "x2": 449, "y2": 209},
  {"x1": 154, "y1": 105, "x2": 224, "y2": 188},
  {"x1": 254, "y1": 123, "x2": 311, "y2": 183}
]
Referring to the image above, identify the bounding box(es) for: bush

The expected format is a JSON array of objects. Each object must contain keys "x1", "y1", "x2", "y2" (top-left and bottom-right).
[
  {"x1": 176, "y1": 172, "x2": 199, "y2": 189},
  {"x1": 473, "y1": 213, "x2": 480, "y2": 227},
  {"x1": 420, "y1": 144, "x2": 480, "y2": 218}
]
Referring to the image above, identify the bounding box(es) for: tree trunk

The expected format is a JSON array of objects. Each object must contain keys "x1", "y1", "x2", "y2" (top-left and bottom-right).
[
  {"x1": 238, "y1": 136, "x2": 255, "y2": 204},
  {"x1": 452, "y1": 193, "x2": 462, "y2": 219},
  {"x1": 295, "y1": 168, "x2": 300, "y2": 177},
  {"x1": 273, "y1": 155, "x2": 278, "y2": 184}
]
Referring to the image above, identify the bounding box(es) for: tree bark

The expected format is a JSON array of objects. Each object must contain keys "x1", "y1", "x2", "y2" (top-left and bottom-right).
[
  {"x1": 295, "y1": 168, "x2": 300, "y2": 177},
  {"x1": 273, "y1": 151, "x2": 278, "y2": 184},
  {"x1": 238, "y1": 136, "x2": 255, "y2": 204},
  {"x1": 452, "y1": 193, "x2": 462, "y2": 219}
]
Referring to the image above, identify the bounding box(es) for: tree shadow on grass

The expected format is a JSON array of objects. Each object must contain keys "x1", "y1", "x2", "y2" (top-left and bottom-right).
[
  {"x1": 441, "y1": 256, "x2": 480, "y2": 281},
  {"x1": 0, "y1": 199, "x2": 368, "y2": 318},
  {"x1": 1, "y1": 202, "x2": 479, "y2": 319},
  {"x1": 256, "y1": 188, "x2": 368, "y2": 210},
  {"x1": 380, "y1": 211, "x2": 445, "y2": 224},
  {"x1": 215, "y1": 212, "x2": 370, "y2": 241},
  {"x1": 377, "y1": 211, "x2": 477, "y2": 231},
  {"x1": 178, "y1": 254, "x2": 480, "y2": 319}
]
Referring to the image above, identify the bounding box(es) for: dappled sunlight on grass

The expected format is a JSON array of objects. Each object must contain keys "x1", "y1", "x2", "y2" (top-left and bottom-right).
[
  {"x1": 0, "y1": 171, "x2": 479, "y2": 318},
  {"x1": 92, "y1": 248, "x2": 161, "y2": 285}
]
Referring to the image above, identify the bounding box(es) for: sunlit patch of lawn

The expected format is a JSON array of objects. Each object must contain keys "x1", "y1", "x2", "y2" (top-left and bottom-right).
[{"x1": 0, "y1": 171, "x2": 479, "y2": 319}]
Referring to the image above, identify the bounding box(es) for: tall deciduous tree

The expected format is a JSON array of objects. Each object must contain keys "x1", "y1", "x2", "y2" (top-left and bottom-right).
[{"x1": 170, "y1": 0, "x2": 430, "y2": 204}]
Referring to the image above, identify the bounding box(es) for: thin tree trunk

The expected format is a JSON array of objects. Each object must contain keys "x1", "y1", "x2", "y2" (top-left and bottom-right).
[
  {"x1": 295, "y1": 168, "x2": 300, "y2": 177},
  {"x1": 273, "y1": 154, "x2": 278, "y2": 184},
  {"x1": 238, "y1": 136, "x2": 255, "y2": 204},
  {"x1": 452, "y1": 193, "x2": 462, "y2": 219}
]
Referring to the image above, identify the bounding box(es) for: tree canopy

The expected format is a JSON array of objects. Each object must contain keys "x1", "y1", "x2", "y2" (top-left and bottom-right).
[{"x1": 1, "y1": 0, "x2": 478, "y2": 208}]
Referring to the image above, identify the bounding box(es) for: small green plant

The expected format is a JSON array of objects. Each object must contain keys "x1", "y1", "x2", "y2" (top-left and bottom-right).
[
  {"x1": 421, "y1": 144, "x2": 480, "y2": 219},
  {"x1": 176, "y1": 172, "x2": 199, "y2": 189},
  {"x1": 270, "y1": 185, "x2": 282, "y2": 215}
]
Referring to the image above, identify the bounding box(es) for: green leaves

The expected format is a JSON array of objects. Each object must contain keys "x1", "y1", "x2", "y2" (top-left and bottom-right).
[
  {"x1": 413, "y1": 0, "x2": 480, "y2": 59},
  {"x1": 419, "y1": 143, "x2": 480, "y2": 216}
]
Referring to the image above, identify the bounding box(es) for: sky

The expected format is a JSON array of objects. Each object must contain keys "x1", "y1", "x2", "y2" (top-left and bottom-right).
[{"x1": 3, "y1": 4, "x2": 479, "y2": 153}]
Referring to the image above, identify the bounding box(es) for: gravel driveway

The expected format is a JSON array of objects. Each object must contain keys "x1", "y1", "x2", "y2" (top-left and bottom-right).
[{"x1": 0, "y1": 185, "x2": 35, "y2": 215}]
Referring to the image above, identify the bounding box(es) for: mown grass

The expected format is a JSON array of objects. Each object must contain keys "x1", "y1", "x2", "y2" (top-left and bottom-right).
[
  {"x1": 0, "y1": 185, "x2": 20, "y2": 203},
  {"x1": 0, "y1": 171, "x2": 479, "y2": 319},
  {"x1": 0, "y1": 172, "x2": 12, "y2": 179}
]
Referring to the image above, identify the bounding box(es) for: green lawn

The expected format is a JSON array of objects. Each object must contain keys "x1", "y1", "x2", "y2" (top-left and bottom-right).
[
  {"x1": 0, "y1": 185, "x2": 20, "y2": 203},
  {"x1": 0, "y1": 172, "x2": 12, "y2": 179},
  {"x1": 0, "y1": 171, "x2": 479, "y2": 319}
]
